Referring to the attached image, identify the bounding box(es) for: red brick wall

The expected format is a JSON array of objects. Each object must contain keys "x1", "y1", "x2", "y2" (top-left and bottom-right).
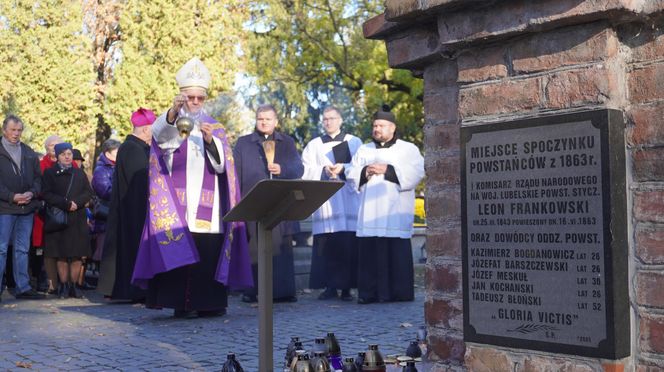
[
  {"x1": 366, "y1": 2, "x2": 664, "y2": 371},
  {"x1": 624, "y1": 22, "x2": 664, "y2": 372},
  {"x1": 422, "y1": 20, "x2": 635, "y2": 371},
  {"x1": 422, "y1": 59, "x2": 465, "y2": 369}
]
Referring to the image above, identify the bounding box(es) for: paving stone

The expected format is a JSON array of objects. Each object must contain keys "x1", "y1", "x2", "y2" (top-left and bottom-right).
[{"x1": 0, "y1": 288, "x2": 424, "y2": 370}]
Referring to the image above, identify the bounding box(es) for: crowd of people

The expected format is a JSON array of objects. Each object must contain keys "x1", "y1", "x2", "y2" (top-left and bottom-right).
[{"x1": 0, "y1": 57, "x2": 425, "y2": 318}]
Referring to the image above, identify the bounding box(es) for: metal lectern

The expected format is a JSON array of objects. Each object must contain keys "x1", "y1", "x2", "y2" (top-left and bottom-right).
[{"x1": 223, "y1": 179, "x2": 343, "y2": 371}]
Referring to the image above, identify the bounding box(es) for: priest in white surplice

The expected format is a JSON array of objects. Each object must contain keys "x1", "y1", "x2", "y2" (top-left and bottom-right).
[
  {"x1": 302, "y1": 106, "x2": 362, "y2": 301},
  {"x1": 346, "y1": 105, "x2": 424, "y2": 304}
]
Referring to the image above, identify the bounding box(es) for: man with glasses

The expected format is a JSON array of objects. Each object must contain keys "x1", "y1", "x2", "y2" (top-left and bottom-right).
[
  {"x1": 139, "y1": 57, "x2": 252, "y2": 318},
  {"x1": 302, "y1": 106, "x2": 362, "y2": 301},
  {"x1": 0, "y1": 115, "x2": 45, "y2": 300}
]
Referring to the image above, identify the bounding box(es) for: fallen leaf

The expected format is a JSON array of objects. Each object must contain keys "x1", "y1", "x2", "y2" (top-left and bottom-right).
[
  {"x1": 223, "y1": 319, "x2": 229, "y2": 323},
  {"x1": 400, "y1": 322, "x2": 413, "y2": 328},
  {"x1": 302, "y1": 289, "x2": 313, "y2": 294},
  {"x1": 96, "y1": 333, "x2": 105, "y2": 337},
  {"x1": 250, "y1": 303, "x2": 258, "y2": 308},
  {"x1": 65, "y1": 357, "x2": 71, "y2": 362},
  {"x1": 3, "y1": 304, "x2": 17, "y2": 308},
  {"x1": 15, "y1": 361, "x2": 32, "y2": 369}
]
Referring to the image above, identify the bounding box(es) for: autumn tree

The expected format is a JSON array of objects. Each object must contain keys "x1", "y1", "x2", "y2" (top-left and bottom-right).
[
  {"x1": 104, "y1": 0, "x2": 249, "y2": 140},
  {"x1": 0, "y1": 0, "x2": 98, "y2": 158},
  {"x1": 82, "y1": 0, "x2": 123, "y2": 156},
  {"x1": 245, "y1": 0, "x2": 423, "y2": 148}
]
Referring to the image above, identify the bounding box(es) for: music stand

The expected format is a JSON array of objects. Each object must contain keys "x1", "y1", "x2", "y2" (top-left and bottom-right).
[{"x1": 223, "y1": 179, "x2": 344, "y2": 371}]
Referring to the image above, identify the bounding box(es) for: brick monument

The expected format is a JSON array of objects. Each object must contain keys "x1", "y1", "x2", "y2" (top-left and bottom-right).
[{"x1": 364, "y1": 1, "x2": 664, "y2": 371}]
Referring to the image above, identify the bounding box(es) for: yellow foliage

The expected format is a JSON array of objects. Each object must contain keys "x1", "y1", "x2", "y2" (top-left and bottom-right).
[
  {"x1": 0, "y1": 0, "x2": 248, "y2": 165},
  {"x1": 106, "y1": 0, "x2": 249, "y2": 139},
  {"x1": 414, "y1": 197, "x2": 426, "y2": 227},
  {"x1": 0, "y1": 0, "x2": 98, "y2": 159}
]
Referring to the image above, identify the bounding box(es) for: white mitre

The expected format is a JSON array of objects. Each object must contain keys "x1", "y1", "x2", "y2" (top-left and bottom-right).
[{"x1": 175, "y1": 57, "x2": 211, "y2": 90}]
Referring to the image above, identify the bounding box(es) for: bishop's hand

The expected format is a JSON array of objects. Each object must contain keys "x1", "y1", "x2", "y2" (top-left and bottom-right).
[
  {"x1": 200, "y1": 122, "x2": 215, "y2": 144},
  {"x1": 168, "y1": 94, "x2": 187, "y2": 123}
]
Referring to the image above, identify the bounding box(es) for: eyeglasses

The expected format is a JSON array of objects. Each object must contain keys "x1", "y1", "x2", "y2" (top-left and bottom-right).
[
  {"x1": 187, "y1": 95, "x2": 207, "y2": 103},
  {"x1": 322, "y1": 117, "x2": 341, "y2": 122}
]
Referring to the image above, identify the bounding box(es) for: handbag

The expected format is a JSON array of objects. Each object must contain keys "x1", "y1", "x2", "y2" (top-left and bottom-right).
[
  {"x1": 93, "y1": 198, "x2": 110, "y2": 220},
  {"x1": 43, "y1": 171, "x2": 74, "y2": 233},
  {"x1": 44, "y1": 206, "x2": 68, "y2": 233}
]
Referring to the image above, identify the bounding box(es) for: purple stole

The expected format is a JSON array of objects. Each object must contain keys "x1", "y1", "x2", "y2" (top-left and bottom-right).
[
  {"x1": 132, "y1": 115, "x2": 253, "y2": 290},
  {"x1": 171, "y1": 139, "x2": 216, "y2": 229}
]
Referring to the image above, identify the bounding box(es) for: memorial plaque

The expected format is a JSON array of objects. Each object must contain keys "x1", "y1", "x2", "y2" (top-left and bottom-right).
[{"x1": 461, "y1": 109, "x2": 629, "y2": 358}]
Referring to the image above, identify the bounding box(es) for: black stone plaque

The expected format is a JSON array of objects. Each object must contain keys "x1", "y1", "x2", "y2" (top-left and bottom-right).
[{"x1": 461, "y1": 109, "x2": 629, "y2": 359}]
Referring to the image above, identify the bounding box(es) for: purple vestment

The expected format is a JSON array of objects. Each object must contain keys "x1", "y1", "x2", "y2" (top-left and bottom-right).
[{"x1": 132, "y1": 116, "x2": 253, "y2": 290}]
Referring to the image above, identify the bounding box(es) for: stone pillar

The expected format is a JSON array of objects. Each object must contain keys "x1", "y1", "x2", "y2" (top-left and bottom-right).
[{"x1": 365, "y1": 1, "x2": 664, "y2": 371}]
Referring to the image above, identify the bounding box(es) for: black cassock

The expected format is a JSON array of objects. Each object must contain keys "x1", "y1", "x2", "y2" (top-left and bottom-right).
[
  {"x1": 97, "y1": 135, "x2": 149, "y2": 301},
  {"x1": 233, "y1": 130, "x2": 304, "y2": 300},
  {"x1": 357, "y1": 237, "x2": 414, "y2": 302},
  {"x1": 146, "y1": 233, "x2": 228, "y2": 312}
]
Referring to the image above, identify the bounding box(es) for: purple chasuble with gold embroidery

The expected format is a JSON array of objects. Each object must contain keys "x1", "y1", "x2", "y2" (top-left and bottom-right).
[{"x1": 132, "y1": 115, "x2": 253, "y2": 289}]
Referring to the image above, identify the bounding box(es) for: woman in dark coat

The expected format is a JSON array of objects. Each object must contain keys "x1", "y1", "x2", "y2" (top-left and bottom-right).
[{"x1": 42, "y1": 143, "x2": 93, "y2": 298}]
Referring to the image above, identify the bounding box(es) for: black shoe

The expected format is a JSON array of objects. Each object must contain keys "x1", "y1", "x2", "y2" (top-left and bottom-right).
[
  {"x1": 275, "y1": 295, "x2": 298, "y2": 303},
  {"x1": 198, "y1": 309, "x2": 226, "y2": 317},
  {"x1": 36, "y1": 281, "x2": 49, "y2": 293},
  {"x1": 15, "y1": 289, "x2": 46, "y2": 300},
  {"x1": 174, "y1": 309, "x2": 198, "y2": 319},
  {"x1": 77, "y1": 281, "x2": 96, "y2": 291},
  {"x1": 57, "y1": 283, "x2": 68, "y2": 299},
  {"x1": 241, "y1": 294, "x2": 257, "y2": 303},
  {"x1": 69, "y1": 283, "x2": 84, "y2": 299},
  {"x1": 340, "y1": 289, "x2": 354, "y2": 302},
  {"x1": 357, "y1": 297, "x2": 376, "y2": 305},
  {"x1": 317, "y1": 288, "x2": 337, "y2": 300}
]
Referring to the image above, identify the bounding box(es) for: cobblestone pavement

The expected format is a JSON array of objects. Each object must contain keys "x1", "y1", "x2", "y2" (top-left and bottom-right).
[{"x1": 0, "y1": 285, "x2": 425, "y2": 371}]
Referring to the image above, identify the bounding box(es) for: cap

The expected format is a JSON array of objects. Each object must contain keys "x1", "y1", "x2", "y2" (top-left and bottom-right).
[
  {"x1": 373, "y1": 104, "x2": 396, "y2": 124},
  {"x1": 175, "y1": 57, "x2": 211, "y2": 90},
  {"x1": 54, "y1": 142, "x2": 73, "y2": 157},
  {"x1": 131, "y1": 108, "x2": 156, "y2": 127},
  {"x1": 72, "y1": 149, "x2": 84, "y2": 161}
]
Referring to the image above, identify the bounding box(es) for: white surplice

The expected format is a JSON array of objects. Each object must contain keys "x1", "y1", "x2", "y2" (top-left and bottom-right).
[
  {"x1": 302, "y1": 134, "x2": 362, "y2": 235},
  {"x1": 152, "y1": 112, "x2": 225, "y2": 234},
  {"x1": 346, "y1": 139, "x2": 424, "y2": 239}
]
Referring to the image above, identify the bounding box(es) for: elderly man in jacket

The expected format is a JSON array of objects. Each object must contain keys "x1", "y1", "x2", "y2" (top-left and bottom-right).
[{"x1": 0, "y1": 115, "x2": 45, "y2": 300}]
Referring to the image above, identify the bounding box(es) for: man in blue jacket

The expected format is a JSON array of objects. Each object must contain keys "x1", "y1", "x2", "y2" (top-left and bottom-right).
[{"x1": 0, "y1": 115, "x2": 45, "y2": 300}]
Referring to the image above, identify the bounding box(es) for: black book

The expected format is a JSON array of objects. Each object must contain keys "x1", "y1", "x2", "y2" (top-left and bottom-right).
[{"x1": 332, "y1": 141, "x2": 352, "y2": 163}]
